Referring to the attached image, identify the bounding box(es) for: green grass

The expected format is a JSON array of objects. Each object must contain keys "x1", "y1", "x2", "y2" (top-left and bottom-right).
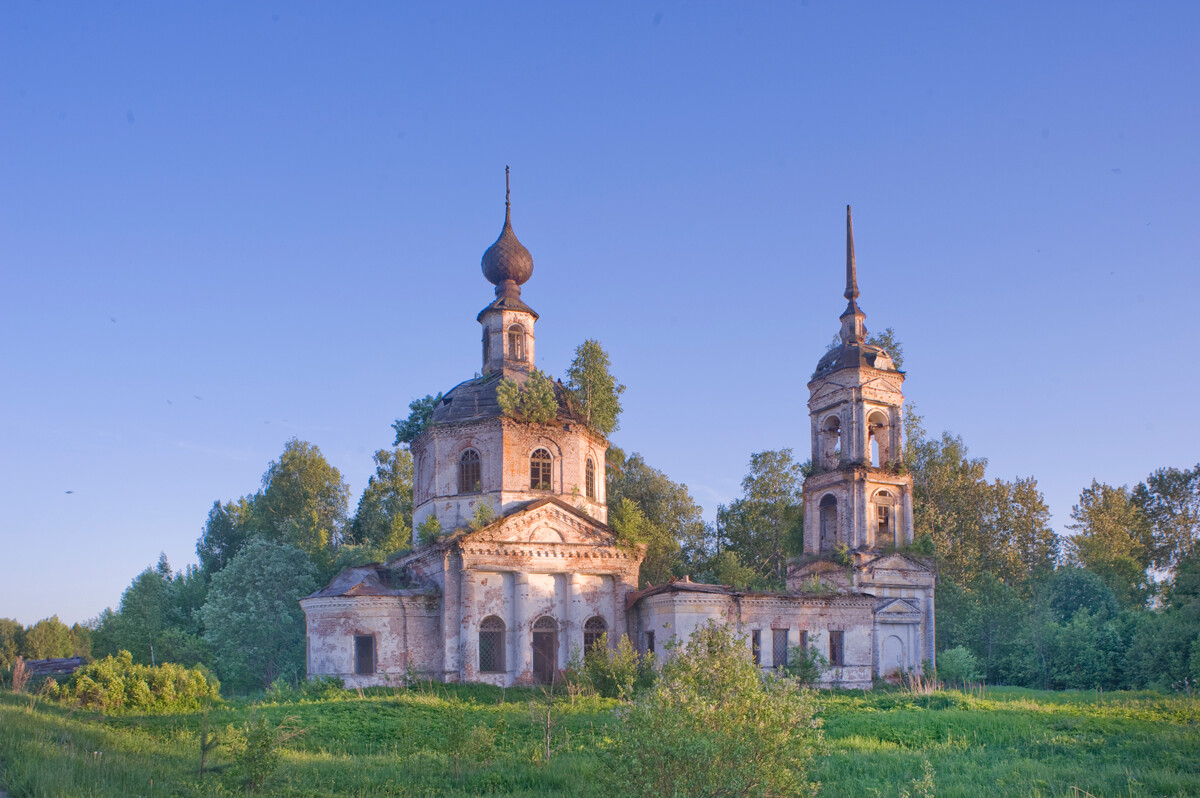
[{"x1": 2, "y1": 684, "x2": 1198, "y2": 797}]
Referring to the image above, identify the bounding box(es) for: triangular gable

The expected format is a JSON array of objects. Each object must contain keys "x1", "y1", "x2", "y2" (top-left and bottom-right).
[
  {"x1": 860, "y1": 552, "x2": 933, "y2": 572},
  {"x1": 877, "y1": 597, "x2": 922, "y2": 615},
  {"x1": 458, "y1": 497, "x2": 615, "y2": 547}
]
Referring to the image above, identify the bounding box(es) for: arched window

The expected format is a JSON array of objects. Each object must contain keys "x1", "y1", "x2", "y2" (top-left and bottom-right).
[
  {"x1": 507, "y1": 325, "x2": 526, "y2": 361},
  {"x1": 868, "y1": 410, "x2": 892, "y2": 467},
  {"x1": 821, "y1": 415, "x2": 842, "y2": 469},
  {"x1": 482, "y1": 332, "x2": 491, "y2": 364},
  {"x1": 584, "y1": 616, "x2": 607, "y2": 652},
  {"x1": 478, "y1": 616, "x2": 505, "y2": 673},
  {"x1": 459, "y1": 449, "x2": 481, "y2": 494},
  {"x1": 819, "y1": 494, "x2": 838, "y2": 551},
  {"x1": 585, "y1": 458, "x2": 596, "y2": 500},
  {"x1": 875, "y1": 490, "x2": 895, "y2": 547},
  {"x1": 530, "y1": 448, "x2": 552, "y2": 491}
]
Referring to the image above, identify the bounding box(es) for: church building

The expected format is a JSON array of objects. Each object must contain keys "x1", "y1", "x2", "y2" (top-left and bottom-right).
[{"x1": 301, "y1": 188, "x2": 934, "y2": 689}]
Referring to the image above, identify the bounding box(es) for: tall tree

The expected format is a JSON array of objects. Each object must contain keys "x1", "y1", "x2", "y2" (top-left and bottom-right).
[
  {"x1": 716, "y1": 449, "x2": 805, "y2": 585},
  {"x1": 565, "y1": 339, "x2": 625, "y2": 436},
  {"x1": 0, "y1": 618, "x2": 23, "y2": 670},
  {"x1": 392, "y1": 393, "x2": 444, "y2": 445},
  {"x1": 200, "y1": 539, "x2": 318, "y2": 692},
  {"x1": 347, "y1": 447, "x2": 414, "y2": 554},
  {"x1": 1134, "y1": 463, "x2": 1200, "y2": 571},
  {"x1": 197, "y1": 496, "x2": 257, "y2": 575},
  {"x1": 258, "y1": 438, "x2": 350, "y2": 561},
  {"x1": 1064, "y1": 481, "x2": 1154, "y2": 608},
  {"x1": 607, "y1": 450, "x2": 712, "y2": 586}
]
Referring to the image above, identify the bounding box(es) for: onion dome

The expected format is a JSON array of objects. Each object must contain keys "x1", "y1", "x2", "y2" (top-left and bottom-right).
[{"x1": 481, "y1": 167, "x2": 534, "y2": 291}]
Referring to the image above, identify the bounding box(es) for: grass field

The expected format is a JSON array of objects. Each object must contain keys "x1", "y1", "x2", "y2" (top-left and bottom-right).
[{"x1": 1, "y1": 683, "x2": 1198, "y2": 797}]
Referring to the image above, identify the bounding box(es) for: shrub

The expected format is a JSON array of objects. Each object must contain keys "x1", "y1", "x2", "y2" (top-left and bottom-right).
[
  {"x1": 784, "y1": 644, "x2": 829, "y2": 687},
  {"x1": 583, "y1": 633, "x2": 651, "y2": 699},
  {"x1": 225, "y1": 712, "x2": 304, "y2": 792},
  {"x1": 607, "y1": 621, "x2": 822, "y2": 797},
  {"x1": 50, "y1": 650, "x2": 219, "y2": 712},
  {"x1": 936, "y1": 646, "x2": 982, "y2": 686}
]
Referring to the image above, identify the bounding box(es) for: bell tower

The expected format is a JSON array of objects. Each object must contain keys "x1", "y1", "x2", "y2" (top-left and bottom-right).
[
  {"x1": 801, "y1": 206, "x2": 914, "y2": 554},
  {"x1": 479, "y1": 166, "x2": 538, "y2": 376}
]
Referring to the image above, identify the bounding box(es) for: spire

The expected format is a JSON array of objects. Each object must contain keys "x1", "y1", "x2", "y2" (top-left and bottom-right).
[
  {"x1": 845, "y1": 204, "x2": 859, "y2": 303},
  {"x1": 481, "y1": 166, "x2": 534, "y2": 293},
  {"x1": 505, "y1": 164, "x2": 511, "y2": 219},
  {"x1": 838, "y1": 204, "x2": 866, "y2": 344}
]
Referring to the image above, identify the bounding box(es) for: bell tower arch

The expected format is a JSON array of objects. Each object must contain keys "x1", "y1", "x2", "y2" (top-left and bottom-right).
[{"x1": 801, "y1": 206, "x2": 914, "y2": 554}]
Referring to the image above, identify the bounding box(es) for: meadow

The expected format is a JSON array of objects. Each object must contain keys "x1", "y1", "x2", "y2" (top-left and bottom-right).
[{"x1": 1, "y1": 682, "x2": 1198, "y2": 797}]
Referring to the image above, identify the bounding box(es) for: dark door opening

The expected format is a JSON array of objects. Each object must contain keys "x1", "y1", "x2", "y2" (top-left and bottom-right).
[{"x1": 532, "y1": 616, "x2": 558, "y2": 683}]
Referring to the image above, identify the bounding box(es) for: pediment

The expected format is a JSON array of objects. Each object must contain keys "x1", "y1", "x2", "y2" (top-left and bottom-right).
[
  {"x1": 860, "y1": 552, "x2": 933, "y2": 572},
  {"x1": 877, "y1": 597, "x2": 921, "y2": 615},
  {"x1": 460, "y1": 498, "x2": 614, "y2": 547}
]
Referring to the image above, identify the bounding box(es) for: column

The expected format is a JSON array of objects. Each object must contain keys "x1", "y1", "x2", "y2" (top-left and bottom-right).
[
  {"x1": 512, "y1": 572, "x2": 531, "y2": 683},
  {"x1": 459, "y1": 569, "x2": 477, "y2": 679},
  {"x1": 566, "y1": 573, "x2": 581, "y2": 662}
]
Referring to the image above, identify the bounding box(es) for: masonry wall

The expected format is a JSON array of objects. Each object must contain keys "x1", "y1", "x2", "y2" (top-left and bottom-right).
[{"x1": 302, "y1": 595, "x2": 441, "y2": 688}]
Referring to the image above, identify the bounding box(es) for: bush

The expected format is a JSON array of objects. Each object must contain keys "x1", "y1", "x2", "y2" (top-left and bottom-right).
[
  {"x1": 49, "y1": 650, "x2": 219, "y2": 713},
  {"x1": 936, "y1": 646, "x2": 982, "y2": 686},
  {"x1": 582, "y1": 633, "x2": 653, "y2": 699},
  {"x1": 785, "y1": 644, "x2": 829, "y2": 687},
  {"x1": 607, "y1": 621, "x2": 822, "y2": 797},
  {"x1": 225, "y1": 712, "x2": 304, "y2": 792}
]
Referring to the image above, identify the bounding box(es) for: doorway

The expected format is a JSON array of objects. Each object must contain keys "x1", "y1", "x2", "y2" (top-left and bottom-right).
[{"x1": 532, "y1": 615, "x2": 558, "y2": 683}]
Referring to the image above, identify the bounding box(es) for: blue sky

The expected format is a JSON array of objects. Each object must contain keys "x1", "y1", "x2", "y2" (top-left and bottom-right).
[{"x1": 2, "y1": 2, "x2": 1197, "y2": 625}]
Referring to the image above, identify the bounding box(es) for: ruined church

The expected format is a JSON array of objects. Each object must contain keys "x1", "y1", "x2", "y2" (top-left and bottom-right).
[{"x1": 301, "y1": 187, "x2": 935, "y2": 689}]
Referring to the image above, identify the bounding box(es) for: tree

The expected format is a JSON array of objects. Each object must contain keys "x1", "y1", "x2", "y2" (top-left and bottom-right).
[
  {"x1": 606, "y1": 621, "x2": 821, "y2": 798},
  {"x1": 197, "y1": 496, "x2": 257, "y2": 574},
  {"x1": 496, "y1": 368, "x2": 558, "y2": 424},
  {"x1": 346, "y1": 447, "x2": 414, "y2": 555},
  {"x1": 717, "y1": 449, "x2": 805, "y2": 585},
  {"x1": 392, "y1": 393, "x2": 444, "y2": 445},
  {"x1": 607, "y1": 451, "x2": 713, "y2": 586},
  {"x1": 565, "y1": 339, "x2": 625, "y2": 436},
  {"x1": 20, "y1": 615, "x2": 74, "y2": 659},
  {"x1": 1134, "y1": 463, "x2": 1200, "y2": 571},
  {"x1": 200, "y1": 539, "x2": 318, "y2": 693},
  {"x1": 258, "y1": 438, "x2": 350, "y2": 562},
  {"x1": 1064, "y1": 481, "x2": 1153, "y2": 608},
  {"x1": 866, "y1": 326, "x2": 904, "y2": 369},
  {"x1": 0, "y1": 618, "x2": 23, "y2": 670}
]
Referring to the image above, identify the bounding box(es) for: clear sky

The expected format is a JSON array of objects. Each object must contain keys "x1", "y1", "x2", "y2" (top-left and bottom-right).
[{"x1": 2, "y1": 2, "x2": 1197, "y2": 626}]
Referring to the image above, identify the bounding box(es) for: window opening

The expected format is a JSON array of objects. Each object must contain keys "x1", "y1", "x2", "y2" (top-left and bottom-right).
[
  {"x1": 459, "y1": 449, "x2": 481, "y2": 494},
  {"x1": 875, "y1": 490, "x2": 895, "y2": 547},
  {"x1": 646, "y1": 630, "x2": 655, "y2": 654},
  {"x1": 532, "y1": 615, "x2": 558, "y2": 684},
  {"x1": 483, "y1": 333, "x2": 490, "y2": 364},
  {"x1": 479, "y1": 616, "x2": 505, "y2": 673},
  {"x1": 507, "y1": 325, "x2": 526, "y2": 361},
  {"x1": 819, "y1": 494, "x2": 838, "y2": 551},
  {"x1": 583, "y1": 616, "x2": 607, "y2": 652},
  {"x1": 772, "y1": 629, "x2": 789, "y2": 669},
  {"x1": 751, "y1": 630, "x2": 761, "y2": 665},
  {"x1": 585, "y1": 458, "x2": 596, "y2": 500},
  {"x1": 799, "y1": 631, "x2": 809, "y2": 655},
  {"x1": 829, "y1": 630, "x2": 845, "y2": 666},
  {"x1": 821, "y1": 415, "x2": 842, "y2": 469},
  {"x1": 530, "y1": 449, "x2": 552, "y2": 491},
  {"x1": 354, "y1": 635, "x2": 375, "y2": 676},
  {"x1": 868, "y1": 411, "x2": 892, "y2": 467}
]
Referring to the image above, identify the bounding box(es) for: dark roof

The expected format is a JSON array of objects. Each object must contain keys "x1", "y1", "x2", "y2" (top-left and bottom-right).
[
  {"x1": 305, "y1": 564, "x2": 432, "y2": 600},
  {"x1": 24, "y1": 657, "x2": 85, "y2": 677},
  {"x1": 812, "y1": 340, "x2": 900, "y2": 380},
  {"x1": 429, "y1": 371, "x2": 586, "y2": 427}
]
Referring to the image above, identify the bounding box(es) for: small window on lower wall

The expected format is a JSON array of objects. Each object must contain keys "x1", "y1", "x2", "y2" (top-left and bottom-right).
[
  {"x1": 751, "y1": 630, "x2": 761, "y2": 665},
  {"x1": 772, "y1": 629, "x2": 788, "y2": 669},
  {"x1": 354, "y1": 635, "x2": 375, "y2": 676},
  {"x1": 646, "y1": 630, "x2": 655, "y2": 654},
  {"x1": 829, "y1": 630, "x2": 845, "y2": 666}
]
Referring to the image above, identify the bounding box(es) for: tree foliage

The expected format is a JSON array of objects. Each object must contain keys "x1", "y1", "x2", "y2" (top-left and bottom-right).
[
  {"x1": 0, "y1": 618, "x2": 24, "y2": 670},
  {"x1": 258, "y1": 438, "x2": 350, "y2": 561},
  {"x1": 565, "y1": 339, "x2": 625, "y2": 436},
  {"x1": 496, "y1": 368, "x2": 558, "y2": 424},
  {"x1": 1133, "y1": 463, "x2": 1200, "y2": 571},
  {"x1": 607, "y1": 450, "x2": 713, "y2": 586},
  {"x1": 866, "y1": 326, "x2": 904, "y2": 369},
  {"x1": 606, "y1": 621, "x2": 821, "y2": 798},
  {"x1": 48, "y1": 650, "x2": 219, "y2": 713},
  {"x1": 20, "y1": 615, "x2": 75, "y2": 660},
  {"x1": 346, "y1": 447, "x2": 413, "y2": 555},
  {"x1": 717, "y1": 449, "x2": 805, "y2": 586},
  {"x1": 200, "y1": 540, "x2": 318, "y2": 693},
  {"x1": 392, "y1": 393, "x2": 443, "y2": 445},
  {"x1": 1064, "y1": 481, "x2": 1153, "y2": 608}
]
